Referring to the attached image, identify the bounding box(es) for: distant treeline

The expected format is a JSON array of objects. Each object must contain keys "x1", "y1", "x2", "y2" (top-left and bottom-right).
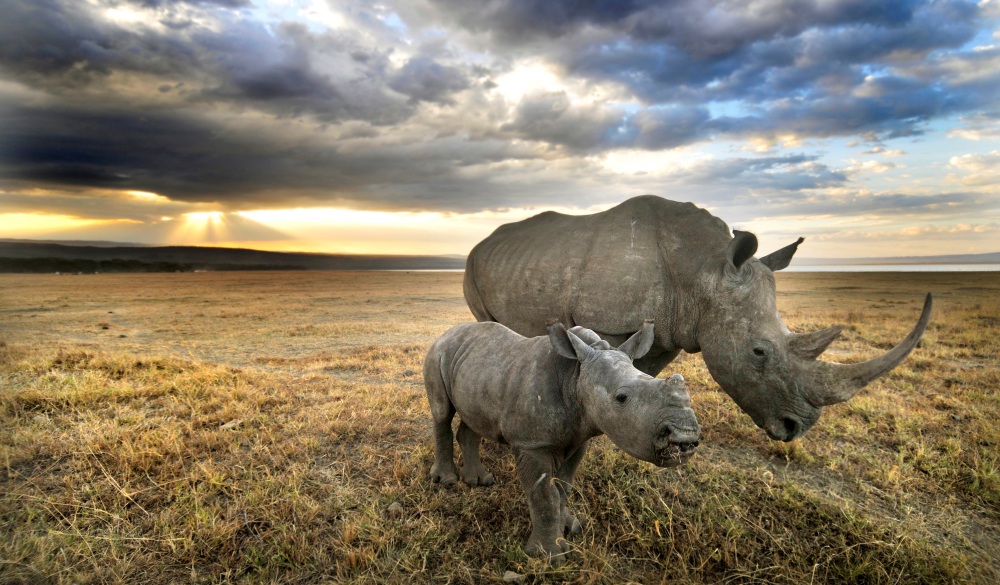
[{"x1": 0, "y1": 257, "x2": 305, "y2": 273}]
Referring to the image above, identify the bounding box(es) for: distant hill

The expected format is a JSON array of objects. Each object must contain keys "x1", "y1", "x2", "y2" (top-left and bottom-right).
[
  {"x1": 0, "y1": 238, "x2": 150, "y2": 248},
  {"x1": 798, "y1": 251, "x2": 1000, "y2": 265},
  {"x1": 0, "y1": 241, "x2": 466, "y2": 272},
  {"x1": 3, "y1": 239, "x2": 997, "y2": 274}
]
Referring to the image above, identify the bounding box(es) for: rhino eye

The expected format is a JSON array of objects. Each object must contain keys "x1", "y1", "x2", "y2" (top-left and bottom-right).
[
  {"x1": 751, "y1": 340, "x2": 773, "y2": 359},
  {"x1": 614, "y1": 393, "x2": 628, "y2": 404}
]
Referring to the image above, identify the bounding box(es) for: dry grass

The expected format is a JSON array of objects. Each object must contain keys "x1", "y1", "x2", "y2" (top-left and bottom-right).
[{"x1": 1, "y1": 270, "x2": 997, "y2": 584}]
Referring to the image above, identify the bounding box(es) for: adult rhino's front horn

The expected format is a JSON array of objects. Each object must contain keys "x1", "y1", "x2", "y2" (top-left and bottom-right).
[{"x1": 802, "y1": 293, "x2": 933, "y2": 407}]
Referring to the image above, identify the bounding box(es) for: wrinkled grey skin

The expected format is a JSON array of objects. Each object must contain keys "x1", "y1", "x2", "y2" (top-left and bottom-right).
[
  {"x1": 465, "y1": 195, "x2": 933, "y2": 442},
  {"x1": 424, "y1": 320, "x2": 700, "y2": 562}
]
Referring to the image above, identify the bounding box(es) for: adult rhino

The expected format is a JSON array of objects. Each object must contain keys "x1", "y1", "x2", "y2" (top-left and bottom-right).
[{"x1": 464, "y1": 195, "x2": 932, "y2": 442}]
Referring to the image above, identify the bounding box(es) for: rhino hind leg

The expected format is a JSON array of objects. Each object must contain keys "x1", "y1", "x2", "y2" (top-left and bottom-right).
[
  {"x1": 429, "y1": 418, "x2": 459, "y2": 485},
  {"x1": 426, "y1": 365, "x2": 459, "y2": 485},
  {"x1": 556, "y1": 441, "x2": 588, "y2": 537},
  {"x1": 633, "y1": 347, "x2": 681, "y2": 377},
  {"x1": 457, "y1": 421, "x2": 495, "y2": 487},
  {"x1": 517, "y1": 449, "x2": 571, "y2": 564}
]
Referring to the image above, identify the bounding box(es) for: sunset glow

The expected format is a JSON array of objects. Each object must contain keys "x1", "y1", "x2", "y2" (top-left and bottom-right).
[
  {"x1": 167, "y1": 211, "x2": 232, "y2": 245},
  {"x1": 0, "y1": 213, "x2": 132, "y2": 237}
]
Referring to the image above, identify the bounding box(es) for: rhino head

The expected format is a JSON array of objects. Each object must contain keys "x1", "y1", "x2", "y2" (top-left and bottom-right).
[
  {"x1": 549, "y1": 321, "x2": 701, "y2": 467},
  {"x1": 697, "y1": 230, "x2": 933, "y2": 442}
]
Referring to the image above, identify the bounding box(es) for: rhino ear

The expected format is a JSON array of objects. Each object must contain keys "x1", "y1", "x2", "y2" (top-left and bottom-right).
[
  {"x1": 760, "y1": 237, "x2": 804, "y2": 272},
  {"x1": 567, "y1": 325, "x2": 603, "y2": 346},
  {"x1": 617, "y1": 320, "x2": 655, "y2": 360},
  {"x1": 548, "y1": 322, "x2": 597, "y2": 362},
  {"x1": 727, "y1": 230, "x2": 758, "y2": 270}
]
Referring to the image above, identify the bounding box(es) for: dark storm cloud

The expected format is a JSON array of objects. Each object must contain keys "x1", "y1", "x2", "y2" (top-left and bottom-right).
[
  {"x1": 0, "y1": 102, "x2": 540, "y2": 211},
  {"x1": 499, "y1": 92, "x2": 623, "y2": 151},
  {"x1": 0, "y1": 1, "x2": 440, "y2": 125},
  {"x1": 424, "y1": 0, "x2": 653, "y2": 42},
  {"x1": 0, "y1": 104, "x2": 295, "y2": 199},
  {"x1": 388, "y1": 56, "x2": 470, "y2": 105},
  {"x1": 0, "y1": 0, "x2": 997, "y2": 217},
  {"x1": 134, "y1": 1, "x2": 252, "y2": 7},
  {"x1": 0, "y1": 0, "x2": 190, "y2": 83},
  {"x1": 196, "y1": 21, "x2": 417, "y2": 123},
  {"x1": 571, "y1": 2, "x2": 978, "y2": 132},
  {"x1": 436, "y1": 0, "x2": 988, "y2": 142}
]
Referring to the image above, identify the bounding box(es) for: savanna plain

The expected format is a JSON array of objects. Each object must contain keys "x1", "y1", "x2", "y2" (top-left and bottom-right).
[{"x1": 1, "y1": 270, "x2": 998, "y2": 584}]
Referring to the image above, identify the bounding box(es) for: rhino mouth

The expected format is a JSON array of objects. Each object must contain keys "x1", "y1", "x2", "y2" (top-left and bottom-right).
[{"x1": 656, "y1": 442, "x2": 698, "y2": 467}]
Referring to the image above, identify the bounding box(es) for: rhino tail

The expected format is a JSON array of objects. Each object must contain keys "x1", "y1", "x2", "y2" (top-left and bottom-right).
[{"x1": 463, "y1": 250, "x2": 496, "y2": 322}]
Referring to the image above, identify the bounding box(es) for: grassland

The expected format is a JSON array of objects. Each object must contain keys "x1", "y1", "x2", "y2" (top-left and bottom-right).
[{"x1": 1, "y1": 270, "x2": 998, "y2": 584}]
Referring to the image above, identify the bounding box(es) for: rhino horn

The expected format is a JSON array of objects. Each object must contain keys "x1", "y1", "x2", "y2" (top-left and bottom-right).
[
  {"x1": 807, "y1": 294, "x2": 933, "y2": 406},
  {"x1": 760, "y1": 237, "x2": 805, "y2": 272},
  {"x1": 788, "y1": 325, "x2": 844, "y2": 360}
]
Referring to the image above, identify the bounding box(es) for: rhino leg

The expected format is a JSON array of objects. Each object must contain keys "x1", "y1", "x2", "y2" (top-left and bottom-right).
[
  {"x1": 426, "y1": 367, "x2": 459, "y2": 485},
  {"x1": 517, "y1": 449, "x2": 571, "y2": 564},
  {"x1": 457, "y1": 421, "x2": 494, "y2": 487},
  {"x1": 633, "y1": 347, "x2": 681, "y2": 377},
  {"x1": 556, "y1": 441, "x2": 588, "y2": 537}
]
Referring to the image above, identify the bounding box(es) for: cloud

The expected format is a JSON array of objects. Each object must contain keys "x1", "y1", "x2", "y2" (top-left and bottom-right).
[
  {"x1": 388, "y1": 55, "x2": 470, "y2": 105},
  {"x1": 498, "y1": 91, "x2": 624, "y2": 150},
  {"x1": 0, "y1": 186, "x2": 193, "y2": 222},
  {"x1": 842, "y1": 159, "x2": 898, "y2": 175},
  {"x1": 520, "y1": 0, "x2": 987, "y2": 143},
  {"x1": 948, "y1": 112, "x2": 1000, "y2": 140},
  {"x1": 948, "y1": 150, "x2": 1000, "y2": 186},
  {"x1": 197, "y1": 21, "x2": 421, "y2": 124},
  {"x1": 813, "y1": 222, "x2": 1000, "y2": 244},
  {"x1": 657, "y1": 155, "x2": 848, "y2": 191},
  {"x1": 0, "y1": 1, "x2": 421, "y2": 124},
  {"x1": 1, "y1": 0, "x2": 998, "y2": 262},
  {"x1": 861, "y1": 145, "x2": 905, "y2": 156}
]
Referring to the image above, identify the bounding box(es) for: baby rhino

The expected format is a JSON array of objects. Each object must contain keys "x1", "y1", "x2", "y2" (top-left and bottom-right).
[{"x1": 424, "y1": 320, "x2": 700, "y2": 561}]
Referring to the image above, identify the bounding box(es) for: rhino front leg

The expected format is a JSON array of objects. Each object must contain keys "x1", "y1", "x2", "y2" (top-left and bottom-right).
[
  {"x1": 457, "y1": 421, "x2": 495, "y2": 487},
  {"x1": 556, "y1": 440, "x2": 588, "y2": 537},
  {"x1": 517, "y1": 449, "x2": 570, "y2": 564}
]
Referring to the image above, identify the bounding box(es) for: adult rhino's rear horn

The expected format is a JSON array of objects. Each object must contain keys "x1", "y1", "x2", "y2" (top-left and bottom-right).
[
  {"x1": 788, "y1": 325, "x2": 844, "y2": 360},
  {"x1": 804, "y1": 294, "x2": 933, "y2": 407}
]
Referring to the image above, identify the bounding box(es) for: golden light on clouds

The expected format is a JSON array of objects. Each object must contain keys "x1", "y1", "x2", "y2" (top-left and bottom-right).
[
  {"x1": 237, "y1": 207, "x2": 443, "y2": 227},
  {"x1": 0, "y1": 213, "x2": 133, "y2": 237},
  {"x1": 128, "y1": 190, "x2": 170, "y2": 202},
  {"x1": 599, "y1": 148, "x2": 709, "y2": 175},
  {"x1": 233, "y1": 206, "x2": 579, "y2": 255}
]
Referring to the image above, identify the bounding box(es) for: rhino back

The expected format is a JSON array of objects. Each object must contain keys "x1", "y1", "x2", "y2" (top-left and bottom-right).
[
  {"x1": 428, "y1": 322, "x2": 580, "y2": 448},
  {"x1": 465, "y1": 196, "x2": 730, "y2": 340}
]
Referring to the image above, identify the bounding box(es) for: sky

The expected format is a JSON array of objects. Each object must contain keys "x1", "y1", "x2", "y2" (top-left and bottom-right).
[{"x1": 1, "y1": 0, "x2": 999, "y2": 259}]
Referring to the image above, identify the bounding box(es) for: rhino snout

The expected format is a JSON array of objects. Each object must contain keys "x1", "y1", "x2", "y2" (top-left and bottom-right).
[
  {"x1": 764, "y1": 414, "x2": 812, "y2": 442},
  {"x1": 654, "y1": 419, "x2": 700, "y2": 467}
]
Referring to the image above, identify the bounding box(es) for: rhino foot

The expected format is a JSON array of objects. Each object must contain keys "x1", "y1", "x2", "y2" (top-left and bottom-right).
[
  {"x1": 564, "y1": 514, "x2": 582, "y2": 536},
  {"x1": 525, "y1": 534, "x2": 571, "y2": 565},
  {"x1": 429, "y1": 462, "x2": 458, "y2": 486},
  {"x1": 460, "y1": 466, "x2": 495, "y2": 487}
]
